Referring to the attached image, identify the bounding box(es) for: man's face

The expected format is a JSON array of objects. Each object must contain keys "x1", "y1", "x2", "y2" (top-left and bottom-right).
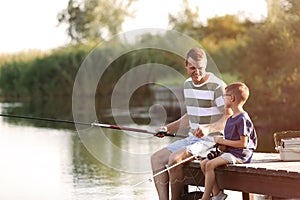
[{"x1": 185, "y1": 57, "x2": 206, "y2": 84}]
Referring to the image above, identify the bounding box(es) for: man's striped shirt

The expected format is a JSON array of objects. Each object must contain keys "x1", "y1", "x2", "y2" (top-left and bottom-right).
[{"x1": 184, "y1": 73, "x2": 226, "y2": 130}]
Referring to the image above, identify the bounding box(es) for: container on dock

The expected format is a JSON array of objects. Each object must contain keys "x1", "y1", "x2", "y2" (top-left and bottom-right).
[
  {"x1": 277, "y1": 147, "x2": 300, "y2": 161},
  {"x1": 274, "y1": 131, "x2": 300, "y2": 161}
]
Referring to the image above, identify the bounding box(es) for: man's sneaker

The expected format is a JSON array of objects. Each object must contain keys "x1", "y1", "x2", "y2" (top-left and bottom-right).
[{"x1": 211, "y1": 191, "x2": 228, "y2": 200}]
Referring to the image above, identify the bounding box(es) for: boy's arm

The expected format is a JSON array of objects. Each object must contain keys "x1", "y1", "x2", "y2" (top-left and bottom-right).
[{"x1": 216, "y1": 135, "x2": 248, "y2": 148}]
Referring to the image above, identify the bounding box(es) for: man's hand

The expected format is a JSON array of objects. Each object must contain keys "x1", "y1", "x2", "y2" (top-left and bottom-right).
[
  {"x1": 154, "y1": 126, "x2": 168, "y2": 138},
  {"x1": 192, "y1": 125, "x2": 209, "y2": 138}
]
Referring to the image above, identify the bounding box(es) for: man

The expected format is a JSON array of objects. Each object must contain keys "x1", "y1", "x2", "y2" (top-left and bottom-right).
[{"x1": 151, "y1": 47, "x2": 232, "y2": 200}]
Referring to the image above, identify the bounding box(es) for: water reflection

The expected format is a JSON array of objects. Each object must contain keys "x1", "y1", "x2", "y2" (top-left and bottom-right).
[
  {"x1": 0, "y1": 122, "x2": 73, "y2": 200},
  {"x1": 0, "y1": 102, "x2": 175, "y2": 200}
]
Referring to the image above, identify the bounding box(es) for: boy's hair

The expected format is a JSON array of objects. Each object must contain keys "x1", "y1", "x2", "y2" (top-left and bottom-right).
[
  {"x1": 226, "y1": 82, "x2": 249, "y2": 104},
  {"x1": 185, "y1": 47, "x2": 207, "y2": 68}
]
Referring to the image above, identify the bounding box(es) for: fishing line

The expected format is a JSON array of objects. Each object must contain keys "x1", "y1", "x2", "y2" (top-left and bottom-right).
[
  {"x1": 111, "y1": 154, "x2": 197, "y2": 199},
  {"x1": 110, "y1": 140, "x2": 217, "y2": 198},
  {"x1": 150, "y1": 154, "x2": 197, "y2": 181}
]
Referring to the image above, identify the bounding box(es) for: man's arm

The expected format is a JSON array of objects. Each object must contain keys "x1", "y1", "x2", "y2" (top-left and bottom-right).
[
  {"x1": 193, "y1": 108, "x2": 232, "y2": 138},
  {"x1": 208, "y1": 107, "x2": 232, "y2": 133},
  {"x1": 154, "y1": 113, "x2": 190, "y2": 137},
  {"x1": 166, "y1": 113, "x2": 190, "y2": 134}
]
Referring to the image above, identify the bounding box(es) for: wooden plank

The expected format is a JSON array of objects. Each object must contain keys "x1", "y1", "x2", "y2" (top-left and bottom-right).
[
  {"x1": 183, "y1": 160, "x2": 204, "y2": 186},
  {"x1": 215, "y1": 166, "x2": 300, "y2": 198},
  {"x1": 183, "y1": 153, "x2": 300, "y2": 199}
]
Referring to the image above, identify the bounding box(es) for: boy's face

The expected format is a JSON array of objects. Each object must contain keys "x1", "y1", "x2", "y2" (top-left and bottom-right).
[
  {"x1": 185, "y1": 57, "x2": 206, "y2": 84},
  {"x1": 223, "y1": 90, "x2": 233, "y2": 108}
]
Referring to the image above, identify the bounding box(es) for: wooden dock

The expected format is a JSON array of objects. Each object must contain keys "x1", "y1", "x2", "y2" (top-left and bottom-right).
[{"x1": 182, "y1": 153, "x2": 300, "y2": 200}]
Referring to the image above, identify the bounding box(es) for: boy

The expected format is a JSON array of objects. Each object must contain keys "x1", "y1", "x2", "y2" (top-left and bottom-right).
[{"x1": 199, "y1": 82, "x2": 257, "y2": 200}]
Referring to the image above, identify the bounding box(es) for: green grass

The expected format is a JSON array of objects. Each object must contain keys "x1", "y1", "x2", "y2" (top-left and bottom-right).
[{"x1": 0, "y1": 50, "x2": 48, "y2": 67}]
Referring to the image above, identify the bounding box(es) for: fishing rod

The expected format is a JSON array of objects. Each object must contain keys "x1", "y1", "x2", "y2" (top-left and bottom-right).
[{"x1": 0, "y1": 113, "x2": 185, "y2": 138}]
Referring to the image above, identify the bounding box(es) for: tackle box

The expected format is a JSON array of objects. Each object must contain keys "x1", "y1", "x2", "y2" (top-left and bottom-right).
[{"x1": 273, "y1": 131, "x2": 300, "y2": 161}]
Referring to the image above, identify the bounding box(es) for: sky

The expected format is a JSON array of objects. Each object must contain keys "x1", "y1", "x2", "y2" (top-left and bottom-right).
[{"x1": 0, "y1": 0, "x2": 267, "y2": 54}]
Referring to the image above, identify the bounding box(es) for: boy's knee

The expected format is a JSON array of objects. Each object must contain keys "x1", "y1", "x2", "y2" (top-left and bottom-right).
[{"x1": 205, "y1": 161, "x2": 215, "y2": 171}]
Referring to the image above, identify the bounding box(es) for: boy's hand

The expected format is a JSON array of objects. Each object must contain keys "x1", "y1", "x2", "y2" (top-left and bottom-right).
[
  {"x1": 214, "y1": 137, "x2": 227, "y2": 151},
  {"x1": 218, "y1": 144, "x2": 227, "y2": 152},
  {"x1": 213, "y1": 136, "x2": 223, "y2": 143}
]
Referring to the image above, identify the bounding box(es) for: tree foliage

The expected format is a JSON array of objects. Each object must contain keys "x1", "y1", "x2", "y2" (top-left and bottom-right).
[
  {"x1": 168, "y1": 0, "x2": 204, "y2": 41},
  {"x1": 0, "y1": 45, "x2": 90, "y2": 100},
  {"x1": 167, "y1": 0, "x2": 300, "y2": 151},
  {"x1": 57, "y1": 0, "x2": 136, "y2": 44},
  {"x1": 203, "y1": 15, "x2": 253, "y2": 43},
  {"x1": 234, "y1": 0, "x2": 300, "y2": 133},
  {"x1": 200, "y1": 15, "x2": 254, "y2": 72}
]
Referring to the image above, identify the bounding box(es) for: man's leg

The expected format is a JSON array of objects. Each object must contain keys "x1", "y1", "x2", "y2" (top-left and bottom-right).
[
  {"x1": 151, "y1": 148, "x2": 172, "y2": 200},
  {"x1": 168, "y1": 148, "x2": 194, "y2": 200}
]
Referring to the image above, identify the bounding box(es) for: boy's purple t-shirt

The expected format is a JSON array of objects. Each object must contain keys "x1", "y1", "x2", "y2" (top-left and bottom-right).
[{"x1": 224, "y1": 112, "x2": 257, "y2": 163}]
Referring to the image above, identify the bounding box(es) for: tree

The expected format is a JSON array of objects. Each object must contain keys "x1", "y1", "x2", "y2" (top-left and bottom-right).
[
  {"x1": 203, "y1": 15, "x2": 254, "y2": 43},
  {"x1": 235, "y1": 0, "x2": 300, "y2": 133},
  {"x1": 168, "y1": 0, "x2": 204, "y2": 41},
  {"x1": 168, "y1": 2, "x2": 254, "y2": 72},
  {"x1": 57, "y1": 0, "x2": 136, "y2": 44}
]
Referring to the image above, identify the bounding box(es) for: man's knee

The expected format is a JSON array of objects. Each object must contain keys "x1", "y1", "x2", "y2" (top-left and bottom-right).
[
  {"x1": 168, "y1": 148, "x2": 191, "y2": 166},
  {"x1": 151, "y1": 148, "x2": 170, "y2": 165},
  {"x1": 151, "y1": 151, "x2": 158, "y2": 163}
]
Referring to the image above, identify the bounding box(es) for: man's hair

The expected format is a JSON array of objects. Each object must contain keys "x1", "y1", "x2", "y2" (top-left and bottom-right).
[
  {"x1": 226, "y1": 82, "x2": 250, "y2": 104},
  {"x1": 185, "y1": 47, "x2": 207, "y2": 67}
]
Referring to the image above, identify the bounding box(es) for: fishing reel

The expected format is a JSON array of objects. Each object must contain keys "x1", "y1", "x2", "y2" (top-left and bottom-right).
[
  {"x1": 154, "y1": 130, "x2": 176, "y2": 138},
  {"x1": 207, "y1": 143, "x2": 221, "y2": 160},
  {"x1": 154, "y1": 127, "x2": 176, "y2": 138}
]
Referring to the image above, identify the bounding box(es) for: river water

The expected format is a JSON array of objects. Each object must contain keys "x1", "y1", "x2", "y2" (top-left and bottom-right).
[{"x1": 0, "y1": 102, "x2": 242, "y2": 200}]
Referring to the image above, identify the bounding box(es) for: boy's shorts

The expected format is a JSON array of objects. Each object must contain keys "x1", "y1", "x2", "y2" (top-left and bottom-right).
[
  {"x1": 186, "y1": 136, "x2": 216, "y2": 158},
  {"x1": 220, "y1": 152, "x2": 243, "y2": 164}
]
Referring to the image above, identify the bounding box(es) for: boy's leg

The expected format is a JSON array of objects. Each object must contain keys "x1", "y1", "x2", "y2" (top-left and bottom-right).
[
  {"x1": 200, "y1": 158, "x2": 209, "y2": 174},
  {"x1": 202, "y1": 157, "x2": 228, "y2": 200},
  {"x1": 151, "y1": 148, "x2": 172, "y2": 200}
]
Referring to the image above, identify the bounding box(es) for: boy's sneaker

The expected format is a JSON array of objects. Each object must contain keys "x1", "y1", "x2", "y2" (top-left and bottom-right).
[{"x1": 211, "y1": 191, "x2": 228, "y2": 200}]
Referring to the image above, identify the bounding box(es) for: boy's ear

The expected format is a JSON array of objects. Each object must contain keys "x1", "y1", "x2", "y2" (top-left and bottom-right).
[{"x1": 231, "y1": 95, "x2": 235, "y2": 102}]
